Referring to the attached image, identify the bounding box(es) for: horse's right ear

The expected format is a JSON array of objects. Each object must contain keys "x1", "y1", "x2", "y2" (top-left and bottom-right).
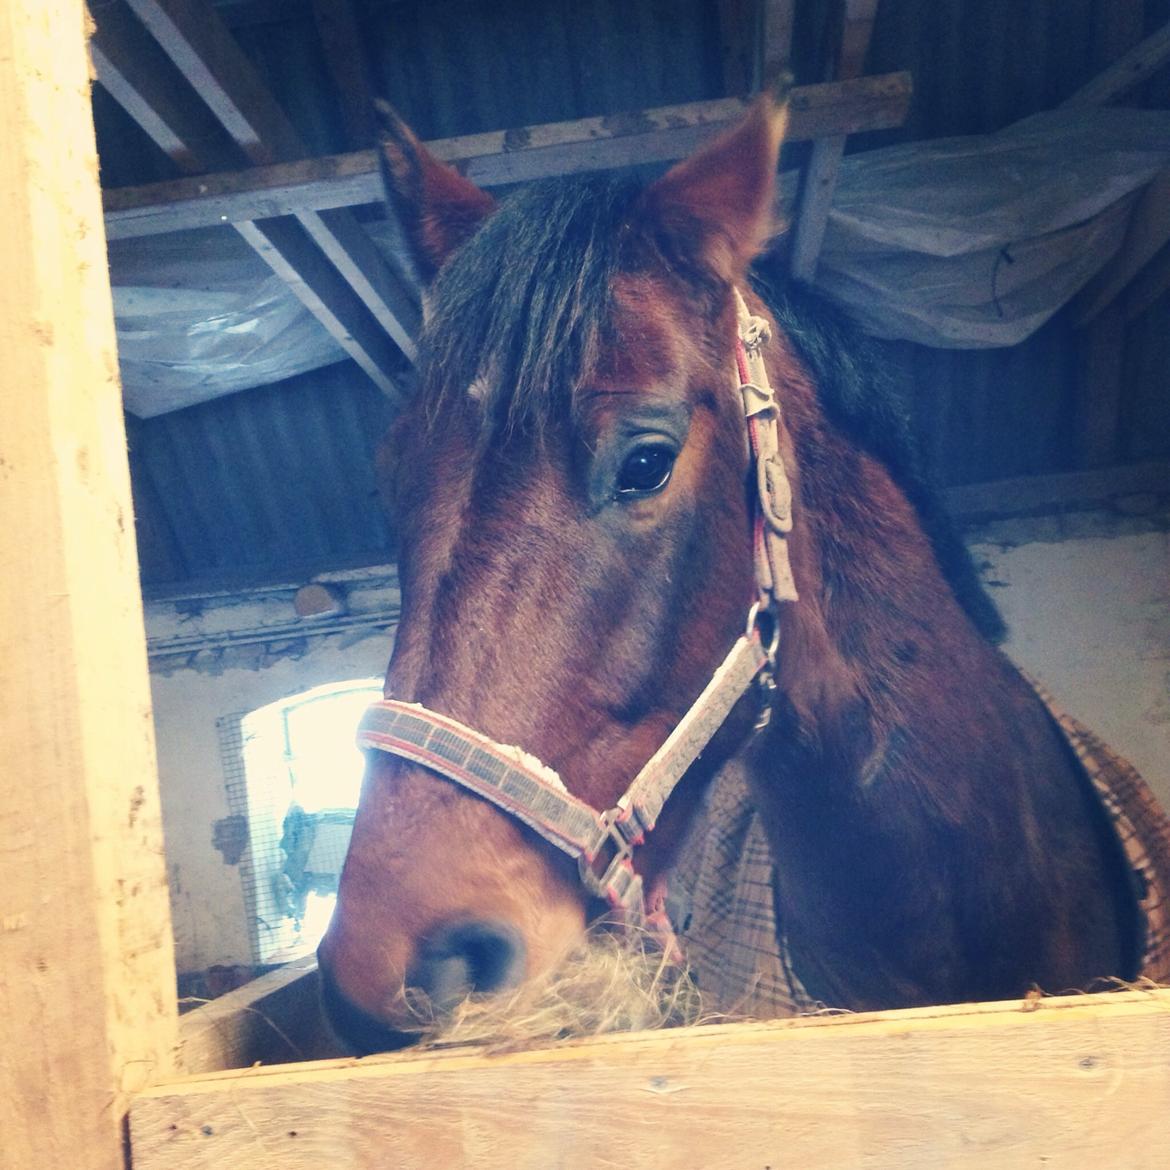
[
  {"x1": 636, "y1": 78, "x2": 790, "y2": 283},
  {"x1": 375, "y1": 101, "x2": 497, "y2": 282}
]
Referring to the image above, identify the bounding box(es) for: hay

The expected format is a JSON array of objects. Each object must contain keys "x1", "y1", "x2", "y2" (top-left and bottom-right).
[{"x1": 400, "y1": 928, "x2": 721, "y2": 1053}]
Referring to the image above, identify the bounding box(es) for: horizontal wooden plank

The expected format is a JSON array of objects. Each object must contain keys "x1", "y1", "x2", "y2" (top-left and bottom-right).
[
  {"x1": 103, "y1": 73, "x2": 912, "y2": 239},
  {"x1": 179, "y1": 956, "x2": 341, "y2": 1074},
  {"x1": 130, "y1": 989, "x2": 1170, "y2": 1170}
]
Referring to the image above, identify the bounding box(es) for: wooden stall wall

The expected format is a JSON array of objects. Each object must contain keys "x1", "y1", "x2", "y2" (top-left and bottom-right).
[{"x1": 0, "y1": 3, "x2": 177, "y2": 1168}]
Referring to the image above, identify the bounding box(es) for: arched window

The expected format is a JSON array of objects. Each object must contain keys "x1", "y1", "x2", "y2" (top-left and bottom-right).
[{"x1": 220, "y1": 679, "x2": 382, "y2": 963}]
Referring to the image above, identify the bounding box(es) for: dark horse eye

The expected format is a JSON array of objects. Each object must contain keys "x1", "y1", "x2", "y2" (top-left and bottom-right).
[{"x1": 616, "y1": 444, "x2": 676, "y2": 496}]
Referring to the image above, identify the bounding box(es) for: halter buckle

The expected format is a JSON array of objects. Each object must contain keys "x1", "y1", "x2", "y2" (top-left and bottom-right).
[{"x1": 578, "y1": 812, "x2": 642, "y2": 910}]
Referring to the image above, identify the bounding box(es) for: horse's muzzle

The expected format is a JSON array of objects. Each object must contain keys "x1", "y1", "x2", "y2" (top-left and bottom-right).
[
  {"x1": 317, "y1": 958, "x2": 420, "y2": 1055},
  {"x1": 317, "y1": 917, "x2": 526, "y2": 1054}
]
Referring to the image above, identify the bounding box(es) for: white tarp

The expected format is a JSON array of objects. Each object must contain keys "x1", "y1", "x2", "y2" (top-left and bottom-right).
[{"x1": 816, "y1": 107, "x2": 1170, "y2": 348}]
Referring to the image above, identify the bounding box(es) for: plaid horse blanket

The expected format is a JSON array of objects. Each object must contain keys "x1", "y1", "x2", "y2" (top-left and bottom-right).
[{"x1": 667, "y1": 688, "x2": 1170, "y2": 1016}]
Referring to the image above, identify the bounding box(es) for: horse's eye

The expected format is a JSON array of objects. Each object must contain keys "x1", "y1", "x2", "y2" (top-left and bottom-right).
[{"x1": 616, "y1": 444, "x2": 676, "y2": 496}]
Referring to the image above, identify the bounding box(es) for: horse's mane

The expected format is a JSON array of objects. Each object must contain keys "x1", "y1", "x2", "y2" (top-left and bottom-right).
[
  {"x1": 750, "y1": 267, "x2": 1006, "y2": 643},
  {"x1": 419, "y1": 175, "x2": 1005, "y2": 643}
]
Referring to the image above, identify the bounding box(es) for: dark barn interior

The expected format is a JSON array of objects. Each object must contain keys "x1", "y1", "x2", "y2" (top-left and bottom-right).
[{"x1": 93, "y1": 0, "x2": 1170, "y2": 598}]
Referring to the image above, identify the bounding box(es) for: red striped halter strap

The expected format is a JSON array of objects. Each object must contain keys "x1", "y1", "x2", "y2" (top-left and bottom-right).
[{"x1": 356, "y1": 288, "x2": 798, "y2": 931}]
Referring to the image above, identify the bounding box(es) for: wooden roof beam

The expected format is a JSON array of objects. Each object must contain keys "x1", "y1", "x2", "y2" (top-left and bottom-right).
[
  {"x1": 789, "y1": 0, "x2": 880, "y2": 283},
  {"x1": 762, "y1": 0, "x2": 796, "y2": 78},
  {"x1": 123, "y1": 0, "x2": 304, "y2": 165},
  {"x1": 1061, "y1": 18, "x2": 1170, "y2": 109},
  {"x1": 107, "y1": 0, "x2": 418, "y2": 382},
  {"x1": 89, "y1": 1, "x2": 247, "y2": 172},
  {"x1": 311, "y1": 0, "x2": 379, "y2": 150},
  {"x1": 103, "y1": 73, "x2": 914, "y2": 239}
]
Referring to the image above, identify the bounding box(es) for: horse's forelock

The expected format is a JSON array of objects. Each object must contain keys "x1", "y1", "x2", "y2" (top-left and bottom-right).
[{"x1": 418, "y1": 176, "x2": 644, "y2": 439}]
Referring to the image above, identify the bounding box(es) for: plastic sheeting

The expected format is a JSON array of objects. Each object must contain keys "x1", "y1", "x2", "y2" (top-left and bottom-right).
[
  {"x1": 816, "y1": 108, "x2": 1170, "y2": 348},
  {"x1": 110, "y1": 108, "x2": 1170, "y2": 415},
  {"x1": 109, "y1": 226, "x2": 355, "y2": 417}
]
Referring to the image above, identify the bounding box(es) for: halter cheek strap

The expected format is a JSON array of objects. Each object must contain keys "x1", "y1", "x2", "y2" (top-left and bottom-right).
[{"x1": 356, "y1": 287, "x2": 797, "y2": 929}]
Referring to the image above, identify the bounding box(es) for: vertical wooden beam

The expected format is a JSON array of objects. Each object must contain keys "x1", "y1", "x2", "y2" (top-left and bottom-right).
[
  {"x1": 311, "y1": 0, "x2": 378, "y2": 149},
  {"x1": 717, "y1": 0, "x2": 759, "y2": 97},
  {"x1": 0, "y1": 3, "x2": 178, "y2": 1169},
  {"x1": 790, "y1": 0, "x2": 879, "y2": 282},
  {"x1": 762, "y1": 0, "x2": 796, "y2": 78}
]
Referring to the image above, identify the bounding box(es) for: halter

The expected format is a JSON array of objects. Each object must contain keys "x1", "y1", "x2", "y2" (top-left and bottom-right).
[{"x1": 356, "y1": 288, "x2": 798, "y2": 931}]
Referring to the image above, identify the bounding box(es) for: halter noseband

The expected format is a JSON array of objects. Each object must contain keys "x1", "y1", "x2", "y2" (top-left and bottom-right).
[{"x1": 356, "y1": 288, "x2": 797, "y2": 930}]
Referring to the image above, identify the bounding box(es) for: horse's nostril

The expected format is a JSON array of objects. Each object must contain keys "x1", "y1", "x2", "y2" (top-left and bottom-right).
[{"x1": 410, "y1": 918, "x2": 526, "y2": 1010}]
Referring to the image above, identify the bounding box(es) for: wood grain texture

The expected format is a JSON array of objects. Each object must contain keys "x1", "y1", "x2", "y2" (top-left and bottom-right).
[
  {"x1": 179, "y1": 957, "x2": 342, "y2": 1074},
  {"x1": 789, "y1": 0, "x2": 879, "y2": 282},
  {"x1": 103, "y1": 74, "x2": 913, "y2": 239},
  {"x1": 0, "y1": 3, "x2": 177, "y2": 1167},
  {"x1": 130, "y1": 990, "x2": 1170, "y2": 1170}
]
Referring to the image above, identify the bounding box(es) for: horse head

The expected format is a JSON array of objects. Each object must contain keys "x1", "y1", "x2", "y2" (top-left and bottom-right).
[{"x1": 318, "y1": 86, "x2": 799, "y2": 1050}]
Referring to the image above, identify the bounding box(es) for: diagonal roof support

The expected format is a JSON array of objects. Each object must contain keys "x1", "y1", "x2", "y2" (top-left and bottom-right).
[{"x1": 94, "y1": 0, "x2": 418, "y2": 396}]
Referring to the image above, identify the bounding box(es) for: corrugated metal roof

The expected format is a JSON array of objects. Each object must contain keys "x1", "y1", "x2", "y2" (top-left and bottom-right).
[
  {"x1": 131, "y1": 362, "x2": 396, "y2": 589},
  {"x1": 112, "y1": 0, "x2": 1170, "y2": 590}
]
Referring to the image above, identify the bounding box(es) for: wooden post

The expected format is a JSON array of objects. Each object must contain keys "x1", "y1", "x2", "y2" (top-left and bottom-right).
[{"x1": 0, "y1": 3, "x2": 178, "y2": 1168}]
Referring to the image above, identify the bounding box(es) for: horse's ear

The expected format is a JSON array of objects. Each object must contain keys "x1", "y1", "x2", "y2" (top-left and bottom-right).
[
  {"x1": 637, "y1": 79, "x2": 791, "y2": 281},
  {"x1": 375, "y1": 100, "x2": 497, "y2": 282}
]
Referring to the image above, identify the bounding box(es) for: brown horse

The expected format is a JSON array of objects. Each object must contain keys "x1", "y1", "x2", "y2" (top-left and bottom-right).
[{"x1": 317, "y1": 85, "x2": 1144, "y2": 1053}]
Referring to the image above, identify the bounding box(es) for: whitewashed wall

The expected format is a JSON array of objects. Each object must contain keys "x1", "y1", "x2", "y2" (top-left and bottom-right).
[
  {"x1": 969, "y1": 516, "x2": 1170, "y2": 809},
  {"x1": 146, "y1": 570, "x2": 397, "y2": 974},
  {"x1": 146, "y1": 513, "x2": 1170, "y2": 976}
]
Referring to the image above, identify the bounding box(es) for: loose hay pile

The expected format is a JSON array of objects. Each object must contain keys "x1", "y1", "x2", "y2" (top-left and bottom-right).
[{"x1": 401, "y1": 928, "x2": 718, "y2": 1052}]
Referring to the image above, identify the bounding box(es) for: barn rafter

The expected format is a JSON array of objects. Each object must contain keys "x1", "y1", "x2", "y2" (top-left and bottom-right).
[{"x1": 92, "y1": 0, "x2": 419, "y2": 400}]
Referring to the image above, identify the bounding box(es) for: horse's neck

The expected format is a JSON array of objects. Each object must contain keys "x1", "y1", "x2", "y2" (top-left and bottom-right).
[
  {"x1": 761, "y1": 365, "x2": 997, "y2": 799},
  {"x1": 739, "y1": 350, "x2": 1139, "y2": 1006}
]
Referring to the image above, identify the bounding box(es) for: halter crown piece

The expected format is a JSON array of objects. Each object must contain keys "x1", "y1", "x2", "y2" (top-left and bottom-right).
[{"x1": 356, "y1": 288, "x2": 798, "y2": 932}]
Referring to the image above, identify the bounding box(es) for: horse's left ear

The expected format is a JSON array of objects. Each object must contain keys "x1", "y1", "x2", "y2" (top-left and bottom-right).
[
  {"x1": 637, "y1": 79, "x2": 790, "y2": 281},
  {"x1": 375, "y1": 100, "x2": 497, "y2": 282}
]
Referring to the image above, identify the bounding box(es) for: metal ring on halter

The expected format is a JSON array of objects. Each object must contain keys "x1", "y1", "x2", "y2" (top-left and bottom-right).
[{"x1": 746, "y1": 600, "x2": 781, "y2": 665}]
